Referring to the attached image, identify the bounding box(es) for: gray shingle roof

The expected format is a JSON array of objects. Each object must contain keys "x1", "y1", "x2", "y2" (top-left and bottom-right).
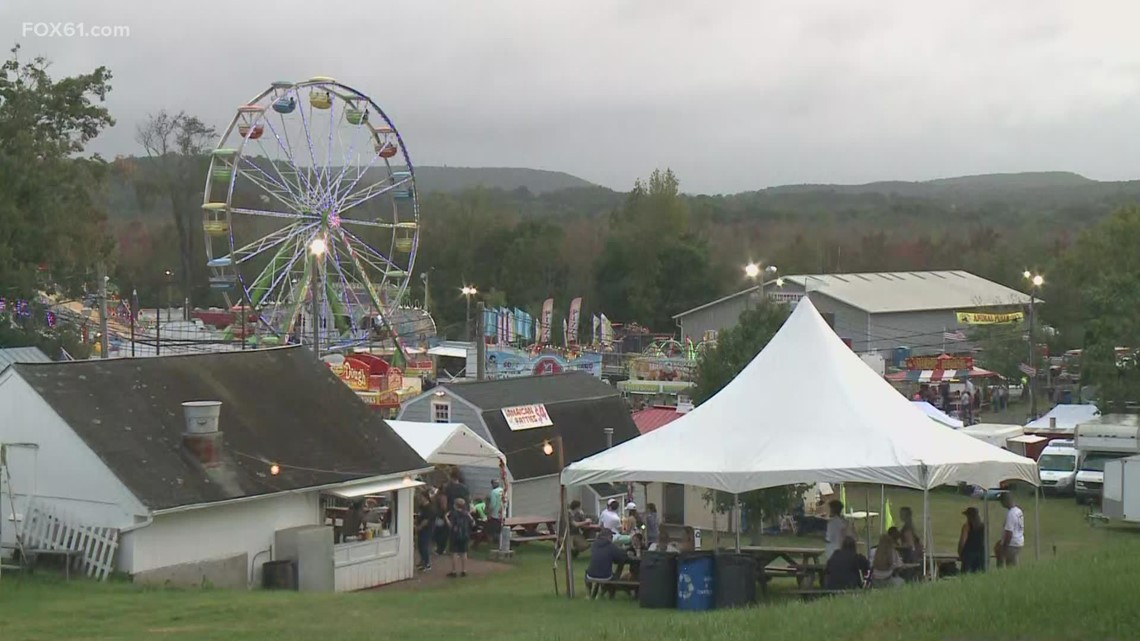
[{"x1": 13, "y1": 347, "x2": 428, "y2": 510}]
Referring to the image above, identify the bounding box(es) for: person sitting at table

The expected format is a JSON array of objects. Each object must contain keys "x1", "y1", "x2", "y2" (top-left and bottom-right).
[
  {"x1": 585, "y1": 529, "x2": 630, "y2": 596},
  {"x1": 825, "y1": 536, "x2": 869, "y2": 591},
  {"x1": 600, "y1": 499, "x2": 629, "y2": 546},
  {"x1": 566, "y1": 500, "x2": 593, "y2": 558},
  {"x1": 898, "y1": 506, "x2": 924, "y2": 564},
  {"x1": 648, "y1": 529, "x2": 679, "y2": 553},
  {"x1": 623, "y1": 502, "x2": 643, "y2": 535},
  {"x1": 471, "y1": 496, "x2": 488, "y2": 524},
  {"x1": 678, "y1": 526, "x2": 697, "y2": 553},
  {"x1": 870, "y1": 534, "x2": 905, "y2": 588}
]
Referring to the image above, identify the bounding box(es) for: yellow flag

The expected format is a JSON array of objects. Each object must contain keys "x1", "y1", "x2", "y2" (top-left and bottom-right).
[{"x1": 883, "y1": 498, "x2": 895, "y2": 532}]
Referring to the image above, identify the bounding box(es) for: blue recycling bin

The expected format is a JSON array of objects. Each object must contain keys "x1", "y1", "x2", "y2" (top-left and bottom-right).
[{"x1": 676, "y1": 552, "x2": 715, "y2": 611}]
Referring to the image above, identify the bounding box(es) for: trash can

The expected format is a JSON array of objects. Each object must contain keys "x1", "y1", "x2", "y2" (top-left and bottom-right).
[
  {"x1": 262, "y1": 560, "x2": 297, "y2": 590},
  {"x1": 676, "y1": 552, "x2": 715, "y2": 611},
  {"x1": 638, "y1": 551, "x2": 677, "y2": 609},
  {"x1": 714, "y1": 553, "x2": 757, "y2": 609}
]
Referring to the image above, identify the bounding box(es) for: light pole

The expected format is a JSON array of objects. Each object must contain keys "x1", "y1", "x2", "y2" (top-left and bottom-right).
[
  {"x1": 461, "y1": 286, "x2": 478, "y2": 341},
  {"x1": 744, "y1": 263, "x2": 778, "y2": 309},
  {"x1": 543, "y1": 436, "x2": 572, "y2": 598},
  {"x1": 1023, "y1": 271, "x2": 1044, "y2": 419},
  {"x1": 309, "y1": 237, "x2": 327, "y2": 357}
]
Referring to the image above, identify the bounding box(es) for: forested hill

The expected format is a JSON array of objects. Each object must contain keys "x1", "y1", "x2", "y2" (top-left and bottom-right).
[{"x1": 409, "y1": 165, "x2": 596, "y2": 193}]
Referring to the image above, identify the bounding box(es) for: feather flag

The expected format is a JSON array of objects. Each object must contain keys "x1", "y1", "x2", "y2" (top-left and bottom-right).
[
  {"x1": 562, "y1": 318, "x2": 569, "y2": 347},
  {"x1": 840, "y1": 484, "x2": 848, "y2": 514},
  {"x1": 600, "y1": 314, "x2": 614, "y2": 346},
  {"x1": 567, "y1": 297, "x2": 582, "y2": 345},
  {"x1": 592, "y1": 314, "x2": 600, "y2": 345},
  {"x1": 483, "y1": 307, "x2": 497, "y2": 338},
  {"x1": 883, "y1": 498, "x2": 895, "y2": 532},
  {"x1": 540, "y1": 298, "x2": 553, "y2": 344}
]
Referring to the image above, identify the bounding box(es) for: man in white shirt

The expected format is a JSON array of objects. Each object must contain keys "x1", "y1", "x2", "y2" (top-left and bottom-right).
[
  {"x1": 599, "y1": 499, "x2": 622, "y2": 536},
  {"x1": 824, "y1": 500, "x2": 850, "y2": 561},
  {"x1": 995, "y1": 492, "x2": 1025, "y2": 567}
]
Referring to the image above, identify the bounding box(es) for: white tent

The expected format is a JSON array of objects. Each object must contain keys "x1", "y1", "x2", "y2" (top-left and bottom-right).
[
  {"x1": 561, "y1": 298, "x2": 1039, "y2": 494},
  {"x1": 960, "y1": 423, "x2": 1024, "y2": 449},
  {"x1": 1025, "y1": 404, "x2": 1100, "y2": 433},
  {"x1": 912, "y1": 401, "x2": 964, "y2": 428},
  {"x1": 386, "y1": 421, "x2": 504, "y2": 468}
]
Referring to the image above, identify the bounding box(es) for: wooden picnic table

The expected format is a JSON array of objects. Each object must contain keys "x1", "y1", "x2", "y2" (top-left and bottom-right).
[
  {"x1": 504, "y1": 515, "x2": 556, "y2": 535},
  {"x1": 740, "y1": 545, "x2": 827, "y2": 589}
]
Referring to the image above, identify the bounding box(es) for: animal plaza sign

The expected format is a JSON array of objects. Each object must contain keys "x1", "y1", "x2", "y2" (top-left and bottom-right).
[
  {"x1": 955, "y1": 311, "x2": 1025, "y2": 325},
  {"x1": 905, "y1": 356, "x2": 974, "y2": 371}
]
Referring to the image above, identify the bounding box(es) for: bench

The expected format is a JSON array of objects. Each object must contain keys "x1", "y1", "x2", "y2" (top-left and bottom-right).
[
  {"x1": 510, "y1": 534, "x2": 557, "y2": 547},
  {"x1": 585, "y1": 577, "x2": 639, "y2": 600},
  {"x1": 785, "y1": 589, "x2": 852, "y2": 602}
]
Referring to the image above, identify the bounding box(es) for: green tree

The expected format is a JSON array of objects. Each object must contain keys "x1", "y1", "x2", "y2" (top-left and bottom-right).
[
  {"x1": 968, "y1": 323, "x2": 1027, "y2": 381},
  {"x1": 1059, "y1": 206, "x2": 1140, "y2": 408},
  {"x1": 0, "y1": 45, "x2": 114, "y2": 298},
  {"x1": 692, "y1": 300, "x2": 803, "y2": 538}
]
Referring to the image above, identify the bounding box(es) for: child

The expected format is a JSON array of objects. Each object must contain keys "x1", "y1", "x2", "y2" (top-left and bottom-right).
[{"x1": 445, "y1": 497, "x2": 475, "y2": 578}]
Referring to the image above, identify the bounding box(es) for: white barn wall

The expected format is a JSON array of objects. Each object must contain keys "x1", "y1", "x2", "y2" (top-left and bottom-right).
[
  {"x1": 121, "y1": 491, "x2": 319, "y2": 583},
  {"x1": 0, "y1": 371, "x2": 146, "y2": 552},
  {"x1": 512, "y1": 476, "x2": 560, "y2": 520}
]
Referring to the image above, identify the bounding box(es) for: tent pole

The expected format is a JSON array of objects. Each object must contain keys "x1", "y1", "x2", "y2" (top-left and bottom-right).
[
  {"x1": 864, "y1": 486, "x2": 872, "y2": 555},
  {"x1": 880, "y1": 485, "x2": 885, "y2": 534},
  {"x1": 734, "y1": 494, "x2": 741, "y2": 553},
  {"x1": 713, "y1": 492, "x2": 719, "y2": 551},
  {"x1": 922, "y1": 485, "x2": 930, "y2": 579},
  {"x1": 983, "y1": 494, "x2": 990, "y2": 572},
  {"x1": 1034, "y1": 485, "x2": 1041, "y2": 562}
]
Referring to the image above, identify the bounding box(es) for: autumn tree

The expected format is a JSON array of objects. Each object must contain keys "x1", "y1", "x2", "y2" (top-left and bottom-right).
[{"x1": 134, "y1": 110, "x2": 216, "y2": 317}]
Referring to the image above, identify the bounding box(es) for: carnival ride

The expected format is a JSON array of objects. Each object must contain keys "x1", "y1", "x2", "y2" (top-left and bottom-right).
[{"x1": 201, "y1": 77, "x2": 419, "y2": 354}]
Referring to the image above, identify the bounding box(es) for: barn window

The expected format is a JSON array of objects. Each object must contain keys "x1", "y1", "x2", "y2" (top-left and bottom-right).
[{"x1": 431, "y1": 401, "x2": 451, "y2": 423}]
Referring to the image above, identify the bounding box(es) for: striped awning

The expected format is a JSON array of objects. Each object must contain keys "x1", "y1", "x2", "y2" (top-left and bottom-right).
[{"x1": 886, "y1": 367, "x2": 1000, "y2": 383}]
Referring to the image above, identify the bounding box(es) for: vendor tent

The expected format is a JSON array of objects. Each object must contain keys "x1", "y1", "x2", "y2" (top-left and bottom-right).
[
  {"x1": 1025, "y1": 404, "x2": 1100, "y2": 434},
  {"x1": 911, "y1": 401, "x2": 964, "y2": 429},
  {"x1": 561, "y1": 298, "x2": 1039, "y2": 494},
  {"x1": 386, "y1": 421, "x2": 504, "y2": 468},
  {"x1": 886, "y1": 367, "x2": 1000, "y2": 383}
]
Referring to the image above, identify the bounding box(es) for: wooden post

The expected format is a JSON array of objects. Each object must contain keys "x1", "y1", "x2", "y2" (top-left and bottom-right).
[
  {"x1": 475, "y1": 302, "x2": 486, "y2": 380},
  {"x1": 556, "y1": 436, "x2": 574, "y2": 598}
]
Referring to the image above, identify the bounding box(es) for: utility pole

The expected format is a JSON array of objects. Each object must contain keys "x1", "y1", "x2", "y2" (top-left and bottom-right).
[
  {"x1": 476, "y1": 301, "x2": 486, "y2": 381},
  {"x1": 130, "y1": 288, "x2": 137, "y2": 358},
  {"x1": 97, "y1": 263, "x2": 109, "y2": 359},
  {"x1": 1028, "y1": 292, "x2": 1037, "y2": 419}
]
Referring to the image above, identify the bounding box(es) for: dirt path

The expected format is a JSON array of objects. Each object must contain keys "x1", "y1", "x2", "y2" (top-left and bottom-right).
[{"x1": 372, "y1": 554, "x2": 513, "y2": 591}]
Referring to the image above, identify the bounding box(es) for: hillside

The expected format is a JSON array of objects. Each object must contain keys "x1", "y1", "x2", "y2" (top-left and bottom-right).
[{"x1": 410, "y1": 165, "x2": 595, "y2": 193}]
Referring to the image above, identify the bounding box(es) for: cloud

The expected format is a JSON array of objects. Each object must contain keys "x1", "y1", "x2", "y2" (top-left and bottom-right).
[{"x1": 4, "y1": 0, "x2": 1140, "y2": 193}]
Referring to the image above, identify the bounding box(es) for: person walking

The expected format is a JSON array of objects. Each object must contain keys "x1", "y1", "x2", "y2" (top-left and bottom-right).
[
  {"x1": 994, "y1": 493, "x2": 1025, "y2": 567},
  {"x1": 415, "y1": 492, "x2": 435, "y2": 571},
  {"x1": 446, "y1": 497, "x2": 475, "y2": 578}
]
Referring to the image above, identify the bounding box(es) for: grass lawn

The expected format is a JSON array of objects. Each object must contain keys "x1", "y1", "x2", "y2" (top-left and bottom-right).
[{"x1": 1, "y1": 492, "x2": 1136, "y2": 641}]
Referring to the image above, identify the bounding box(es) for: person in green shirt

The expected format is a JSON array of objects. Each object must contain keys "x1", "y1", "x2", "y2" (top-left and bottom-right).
[{"x1": 472, "y1": 497, "x2": 488, "y2": 524}]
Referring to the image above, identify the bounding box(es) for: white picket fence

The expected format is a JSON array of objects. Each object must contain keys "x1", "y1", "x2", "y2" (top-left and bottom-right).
[{"x1": 21, "y1": 501, "x2": 119, "y2": 580}]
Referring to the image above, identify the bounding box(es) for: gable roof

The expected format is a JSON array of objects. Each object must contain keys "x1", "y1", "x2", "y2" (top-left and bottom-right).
[
  {"x1": 673, "y1": 271, "x2": 1034, "y2": 319},
  {"x1": 781, "y1": 271, "x2": 1033, "y2": 314},
  {"x1": 632, "y1": 406, "x2": 685, "y2": 434},
  {"x1": 0, "y1": 346, "x2": 51, "y2": 369},
  {"x1": 440, "y1": 373, "x2": 639, "y2": 480},
  {"x1": 443, "y1": 372, "x2": 619, "y2": 409},
  {"x1": 13, "y1": 347, "x2": 428, "y2": 511}
]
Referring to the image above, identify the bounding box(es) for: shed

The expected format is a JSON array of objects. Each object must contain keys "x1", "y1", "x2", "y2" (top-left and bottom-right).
[
  {"x1": 399, "y1": 372, "x2": 640, "y2": 520},
  {"x1": 0, "y1": 347, "x2": 430, "y2": 591}
]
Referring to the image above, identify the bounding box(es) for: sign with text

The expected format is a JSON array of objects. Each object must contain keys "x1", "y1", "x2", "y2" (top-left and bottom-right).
[
  {"x1": 905, "y1": 356, "x2": 974, "y2": 371},
  {"x1": 956, "y1": 311, "x2": 1024, "y2": 325},
  {"x1": 502, "y1": 404, "x2": 553, "y2": 431}
]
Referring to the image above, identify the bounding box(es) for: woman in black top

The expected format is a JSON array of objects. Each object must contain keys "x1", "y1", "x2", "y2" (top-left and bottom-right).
[{"x1": 958, "y1": 507, "x2": 986, "y2": 573}]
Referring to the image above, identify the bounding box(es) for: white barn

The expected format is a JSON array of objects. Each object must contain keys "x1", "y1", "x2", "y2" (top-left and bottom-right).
[{"x1": 0, "y1": 347, "x2": 430, "y2": 590}]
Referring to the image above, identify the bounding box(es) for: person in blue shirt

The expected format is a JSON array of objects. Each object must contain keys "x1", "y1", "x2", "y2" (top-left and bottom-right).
[{"x1": 585, "y1": 529, "x2": 630, "y2": 597}]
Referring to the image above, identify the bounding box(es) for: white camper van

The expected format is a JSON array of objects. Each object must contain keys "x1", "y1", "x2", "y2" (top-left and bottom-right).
[
  {"x1": 1074, "y1": 415, "x2": 1140, "y2": 504},
  {"x1": 1037, "y1": 439, "x2": 1079, "y2": 496}
]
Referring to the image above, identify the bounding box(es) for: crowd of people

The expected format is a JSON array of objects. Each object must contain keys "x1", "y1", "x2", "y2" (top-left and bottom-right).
[
  {"x1": 821, "y1": 492, "x2": 1026, "y2": 590},
  {"x1": 415, "y1": 468, "x2": 506, "y2": 578}
]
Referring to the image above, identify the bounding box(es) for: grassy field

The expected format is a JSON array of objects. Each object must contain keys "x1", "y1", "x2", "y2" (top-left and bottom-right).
[{"x1": 1, "y1": 491, "x2": 1136, "y2": 641}]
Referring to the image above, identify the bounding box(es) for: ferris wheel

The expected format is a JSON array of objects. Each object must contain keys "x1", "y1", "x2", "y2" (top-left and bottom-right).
[{"x1": 201, "y1": 77, "x2": 418, "y2": 352}]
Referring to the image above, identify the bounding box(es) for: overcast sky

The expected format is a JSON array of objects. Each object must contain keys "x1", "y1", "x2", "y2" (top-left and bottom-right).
[{"x1": 5, "y1": 0, "x2": 1140, "y2": 194}]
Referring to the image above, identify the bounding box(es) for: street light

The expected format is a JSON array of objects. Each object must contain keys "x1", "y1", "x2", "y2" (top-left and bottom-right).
[
  {"x1": 1024, "y1": 270, "x2": 1045, "y2": 419},
  {"x1": 309, "y1": 237, "x2": 327, "y2": 355},
  {"x1": 461, "y1": 285, "x2": 478, "y2": 342},
  {"x1": 744, "y1": 262, "x2": 761, "y2": 279},
  {"x1": 744, "y1": 263, "x2": 778, "y2": 308}
]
